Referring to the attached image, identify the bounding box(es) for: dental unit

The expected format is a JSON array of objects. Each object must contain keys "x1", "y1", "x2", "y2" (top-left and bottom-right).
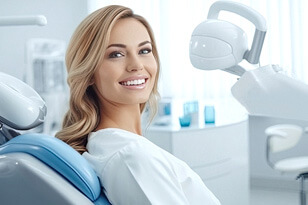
[{"x1": 189, "y1": 1, "x2": 308, "y2": 204}]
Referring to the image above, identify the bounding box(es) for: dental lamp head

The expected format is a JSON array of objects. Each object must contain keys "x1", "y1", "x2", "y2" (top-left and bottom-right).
[
  {"x1": 0, "y1": 72, "x2": 46, "y2": 130},
  {"x1": 190, "y1": 19, "x2": 248, "y2": 71},
  {"x1": 189, "y1": 1, "x2": 267, "y2": 76}
]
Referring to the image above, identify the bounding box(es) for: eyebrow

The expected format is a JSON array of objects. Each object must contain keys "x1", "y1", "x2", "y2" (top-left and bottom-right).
[{"x1": 107, "y1": 40, "x2": 151, "y2": 48}]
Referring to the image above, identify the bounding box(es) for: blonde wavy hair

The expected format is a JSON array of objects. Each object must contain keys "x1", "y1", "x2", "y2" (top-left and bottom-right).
[{"x1": 56, "y1": 5, "x2": 160, "y2": 154}]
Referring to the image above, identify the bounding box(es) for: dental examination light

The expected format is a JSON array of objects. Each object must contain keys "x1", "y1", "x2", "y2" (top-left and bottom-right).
[
  {"x1": 190, "y1": 1, "x2": 308, "y2": 122},
  {"x1": 0, "y1": 72, "x2": 46, "y2": 130},
  {"x1": 190, "y1": 0, "x2": 266, "y2": 76}
]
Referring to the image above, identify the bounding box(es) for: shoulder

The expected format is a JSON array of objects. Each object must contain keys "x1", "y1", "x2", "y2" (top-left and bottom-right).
[
  {"x1": 86, "y1": 128, "x2": 190, "y2": 176},
  {"x1": 86, "y1": 128, "x2": 172, "y2": 165},
  {"x1": 118, "y1": 137, "x2": 163, "y2": 162},
  {"x1": 86, "y1": 128, "x2": 141, "y2": 156}
]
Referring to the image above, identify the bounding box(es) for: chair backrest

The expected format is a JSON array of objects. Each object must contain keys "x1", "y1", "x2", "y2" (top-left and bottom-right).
[{"x1": 265, "y1": 124, "x2": 303, "y2": 153}]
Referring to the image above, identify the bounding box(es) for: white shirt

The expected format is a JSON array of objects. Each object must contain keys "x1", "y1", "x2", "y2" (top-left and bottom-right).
[{"x1": 82, "y1": 128, "x2": 220, "y2": 205}]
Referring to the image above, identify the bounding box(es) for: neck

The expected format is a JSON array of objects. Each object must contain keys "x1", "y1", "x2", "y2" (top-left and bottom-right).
[{"x1": 96, "y1": 100, "x2": 142, "y2": 135}]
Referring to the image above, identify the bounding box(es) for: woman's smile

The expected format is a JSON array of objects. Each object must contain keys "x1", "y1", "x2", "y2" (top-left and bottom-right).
[{"x1": 119, "y1": 75, "x2": 149, "y2": 90}]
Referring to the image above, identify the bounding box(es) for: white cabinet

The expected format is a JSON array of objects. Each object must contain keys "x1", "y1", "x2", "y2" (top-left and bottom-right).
[{"x1": 145, "y1": 119, "x2": 249, "y2": 205}]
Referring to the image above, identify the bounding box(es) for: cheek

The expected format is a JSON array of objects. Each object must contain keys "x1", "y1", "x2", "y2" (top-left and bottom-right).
[
  {"x1": 95, "y1": 63, "x2": 120, "y2": 85},
  {"x1": 94, "y1": 69, "x2": 115, "y2": 96},
  {"x1": 148, "y1": 58, "x2": 158, "y2": 79}
]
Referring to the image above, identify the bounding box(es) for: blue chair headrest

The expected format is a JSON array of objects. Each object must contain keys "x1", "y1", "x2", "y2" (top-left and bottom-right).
[{"x1": 0, "y1": 133, "x2": 101, "y2": 201}]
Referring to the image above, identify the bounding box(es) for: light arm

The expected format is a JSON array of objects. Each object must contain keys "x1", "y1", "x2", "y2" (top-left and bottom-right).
[{"x1": 0, "y1": 15, "x2": 47, "y2": 26}]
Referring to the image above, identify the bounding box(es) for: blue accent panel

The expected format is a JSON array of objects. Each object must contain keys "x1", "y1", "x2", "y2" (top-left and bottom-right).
[{"x1": 0, "y1": 133, "x2": 101, "y2": 201}]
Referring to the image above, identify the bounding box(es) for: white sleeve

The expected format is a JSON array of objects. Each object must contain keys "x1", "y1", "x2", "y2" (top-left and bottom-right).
[{"x1": 99, "y1": 140, "x2": 190, "y2": 205}]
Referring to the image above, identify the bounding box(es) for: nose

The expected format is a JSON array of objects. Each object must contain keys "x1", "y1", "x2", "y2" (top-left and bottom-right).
[{"x1": 126, "y1": 54, "x2": 144, "y2": 72}]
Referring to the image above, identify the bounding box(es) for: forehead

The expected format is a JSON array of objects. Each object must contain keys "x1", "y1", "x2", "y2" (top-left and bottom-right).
[{"x1": 108, "y1": 18, "x2": 151, "y2": 44}]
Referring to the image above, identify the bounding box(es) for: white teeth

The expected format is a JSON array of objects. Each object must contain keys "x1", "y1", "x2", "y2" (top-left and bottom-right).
[{"x1": 121, "y1": 79, "x2": 146, "y2": 86}]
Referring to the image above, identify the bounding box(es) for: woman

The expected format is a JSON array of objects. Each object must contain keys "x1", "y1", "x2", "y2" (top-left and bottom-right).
[{"x1": 56, "y1": 5, "x2": 220, "y2": 205}]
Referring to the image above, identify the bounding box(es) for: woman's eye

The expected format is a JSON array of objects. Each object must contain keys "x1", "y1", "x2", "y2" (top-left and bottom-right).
[
  {"x1": 139, "y1": 48, "x2": 152, "y2": 55},
  {"x1": 108, "y1": 51, "x2": 124, "y2": 58}
]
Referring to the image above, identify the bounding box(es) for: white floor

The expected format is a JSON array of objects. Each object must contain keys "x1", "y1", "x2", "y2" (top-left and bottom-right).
[{"x1": 250, "y1": 187, "x2": 301, "y2": 205}]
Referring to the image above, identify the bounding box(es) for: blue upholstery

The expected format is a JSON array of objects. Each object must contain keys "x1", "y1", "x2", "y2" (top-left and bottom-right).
[{"x1": 0, "y1": 133, "x2": 109, "y2": 204}]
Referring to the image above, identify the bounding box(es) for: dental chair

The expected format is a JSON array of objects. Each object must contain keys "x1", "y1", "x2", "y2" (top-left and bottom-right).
[
  {"x1": 265, "y1": 124, "x2": 308, "y2": 205},
  {"x1": 0, "y1": 72, "x2": 111, "y2": 205}
]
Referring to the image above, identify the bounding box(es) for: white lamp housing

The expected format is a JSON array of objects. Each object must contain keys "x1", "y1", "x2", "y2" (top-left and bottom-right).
[
  {"x1": 0, "y1": 72, "x2": 46, "y2": 130},
  {"x1": 190, "y1": 19, "x2": 248, "y2": 70}
]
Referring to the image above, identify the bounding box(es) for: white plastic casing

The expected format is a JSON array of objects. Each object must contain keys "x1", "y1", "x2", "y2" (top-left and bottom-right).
[
  {"x1": 231, "y1": 65, "x2": 308, "y2": 122},
  {"x1": 190, "y1": 19, "x2": 248, "y2": 70},
  {"x1": 0, "y1": 72, "x2": 46, "y2": 129}
]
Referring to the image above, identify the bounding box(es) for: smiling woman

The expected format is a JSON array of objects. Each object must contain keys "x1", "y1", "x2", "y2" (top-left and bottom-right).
[
  {"x1": 56, "y1": 6, "x2": 160, "y2": 153},
  {"x1": 55, "y1": 5, "x2": 220, "y2": 205}
]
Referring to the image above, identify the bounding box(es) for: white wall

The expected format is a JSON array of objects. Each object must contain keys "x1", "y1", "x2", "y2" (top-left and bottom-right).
[{"x1": 0, "y1": 0, "x2": 88, "y2": 80}]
